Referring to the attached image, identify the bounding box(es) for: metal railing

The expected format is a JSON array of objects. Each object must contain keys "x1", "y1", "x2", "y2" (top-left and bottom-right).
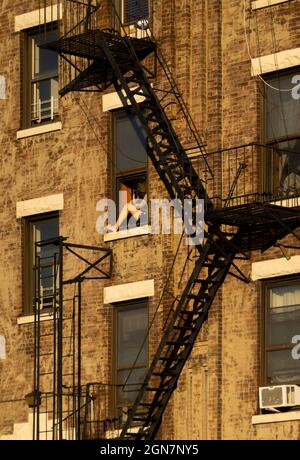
[
  {"x1": 31, "y1": 96, "x2": 59, "y2": 124},
  {"x1": 35, "y1": 382, "x2": 145, "y2": 440},
  {"x1": 189, "y1": 143, "x2": 300, "y2": 209}
]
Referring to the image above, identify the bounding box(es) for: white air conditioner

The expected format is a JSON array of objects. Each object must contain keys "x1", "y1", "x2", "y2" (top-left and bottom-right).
[{"x1": 259, "y1": 385, "x2": 300, "y2": 410}]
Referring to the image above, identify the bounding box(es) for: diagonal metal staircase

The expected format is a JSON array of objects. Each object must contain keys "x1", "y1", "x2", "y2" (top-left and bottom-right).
[{"x1": 42, "y1": 1, "x2": 300, "y2": 440}]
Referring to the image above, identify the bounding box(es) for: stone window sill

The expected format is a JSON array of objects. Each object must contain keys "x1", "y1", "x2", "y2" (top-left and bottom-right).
[
  {"x1": 252, "y1": 410, "x2": 300, "y2": 425},
  {"x1": 103, "y1": 225, "x2": 151, "y2": 242},
  {"x1": 252, "y1": 0, "x2": 293, "y2": 10},
  {"x1": 17, "y1": 312, "x2": 54, "y2": 325},
  {"x1": 17, "y1": 122, "x2": 62, "y2": 139}
]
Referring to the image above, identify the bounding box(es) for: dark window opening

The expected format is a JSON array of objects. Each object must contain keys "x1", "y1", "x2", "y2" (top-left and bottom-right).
[
  {"x1": 22, "y1": 24, "x2": 59, "y2": 128},
  {"x1": 124, "y1": 0, "x2": 149, "y2": 25},
  {"x1": 262, "y1": 277, "x2": 300, "y2": 385},
  {"x1": 264, "y1": 69, "x2": 300, "y2": 197},
  {"x1": 113, "y1": 111, "x2": 148, "y2": 230},
  {"x1": 113, "y1": 300, "x2": 148, "y2": 416},
  {"x1": 24, "y1": 213, "x2": 59, "y2": 315}
]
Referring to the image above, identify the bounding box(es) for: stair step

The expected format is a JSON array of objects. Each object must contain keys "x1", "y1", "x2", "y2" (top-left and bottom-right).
[
  {"x1": 179, "y1": 310, "x2": 199, "y2": 316},
  {"x1": 187, "y1": 293, "x2": 210, "y2": 300},
  {"x1": 132, "y1": 417, "x2": 154, "y2": 422},
  {"x1": 153, "y1": 370, "x2": 177, "y2": 376},
  {"x1": 173, "y1": 324, "x2": 195, "y2": 331},
  {"x1": 145, "y1": 387, "x2": 168, "y2": 392},
  {"x1": 159, "y1": 356, "x2": 183, "y2": 362},
  {"x1": 140, "y1": 402, "x2": 163, "y2": 408},
  {"x1": 203, "y1": 261, "x2": 225, "y2": 268},
  {"x1": 166, "y1": 339, "x2": 189, "y2": 346}
]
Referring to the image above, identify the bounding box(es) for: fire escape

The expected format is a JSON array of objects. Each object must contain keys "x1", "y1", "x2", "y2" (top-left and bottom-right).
[{"x1": 35, "y1": 0, "x2": 300, "y2": 440}]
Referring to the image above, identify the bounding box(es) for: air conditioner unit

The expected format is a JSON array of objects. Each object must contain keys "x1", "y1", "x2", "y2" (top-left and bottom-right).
[{"x1": 259, "y1": 385, "x2": 300, "y2": 410}]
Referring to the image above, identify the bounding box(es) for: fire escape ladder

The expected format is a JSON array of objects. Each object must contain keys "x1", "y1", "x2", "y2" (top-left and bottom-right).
[
  {"x1": 119, "y1": 232, "x2": 239, "y2": 440},
  {"x1": 93, "y1": 30, "x2": 212, "y2": 209}
]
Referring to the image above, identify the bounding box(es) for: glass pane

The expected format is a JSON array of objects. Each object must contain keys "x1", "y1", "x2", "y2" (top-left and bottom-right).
[
  {"x1": 117, "y1": 305, "x2": 147, "y2": 367},
  {"x1": 116, "y1": 114, "x2": 147, "y2": 173},
  {"x1": 34, "y1": 218, "x2": 59, "y2": 259},
  {"x1": 124, "y1": 0, "x2": 149, "y2": 24},
  {"x1": 117, "y1": 367, "x2": 147, "y2": 406},
  {"x1": 33, "y1": 30, "x2": 58, "y2": 78},
  {"x1": 268, "y1": 283, "x2": 300, "y2": 346},
  {"x1": 267, "y1": 349, "x2": 300, "y2": 384},
  {"x1": 274, "y1": 139, "x2": 300, "y2": 195},
  {"x1": 266, "y1": 74, "x2": 300, "y2": 141}
]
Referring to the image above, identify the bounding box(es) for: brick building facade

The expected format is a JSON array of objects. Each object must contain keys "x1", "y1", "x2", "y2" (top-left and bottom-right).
[{"x1": 0, "y1": 0, "x2": 300, "y2": 440}]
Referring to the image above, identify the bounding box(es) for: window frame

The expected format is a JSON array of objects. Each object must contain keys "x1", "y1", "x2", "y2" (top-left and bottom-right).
[
  {"x1": 263, "y1": 67, "x2": 300, "y2": 196},
  {"x1": 112, "y1": 298, "x2": 149, "y2": 417},
  {"x1": 23, "y1": 212, "x2": 59, "y2": 316},
  {"x1": 261, "y1": 275, "x2": 300, "y2": 386},
  {"x1": 112, "y1": 109, "x2": 148, "y2": 219},
  {"x1": 22, "y1": 22, "x2": 59, "y2": 129}
]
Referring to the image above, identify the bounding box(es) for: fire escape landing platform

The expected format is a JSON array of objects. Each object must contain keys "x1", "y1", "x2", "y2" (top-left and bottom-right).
[
  {"x1": 207, "y1": 202, "x2": 300, "y2": 252},
  {"x1": 43, "y1": 30, "x2": 155, "y2": 95}
]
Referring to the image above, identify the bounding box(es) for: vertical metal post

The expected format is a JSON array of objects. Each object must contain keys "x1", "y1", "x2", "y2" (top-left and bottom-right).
[
  {"x1": 32, "y1": 248, "x2": 38, "y2": 441},
  {"x1": 77, "y1": 280, "x2": 82, "y2": 440},
  {"x1": 36, "y1": 254, "x2": 41, "y2": 440},
  {"x1": 72, "y1": 292, "x2": 76, "y2": 436},
  {"x1": 52, "y1": 252, "x2": 57, "y2": 440},
  {"x1": 57, "y1": 238, "x2": 63, "y2": 439},
  {"x1": 51, "y1": 95, "x2": 54, "y2": 120}
]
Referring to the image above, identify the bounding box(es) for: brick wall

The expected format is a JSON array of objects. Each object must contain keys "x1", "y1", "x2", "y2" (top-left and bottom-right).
[{"x1": 1, "y1": 0, "x2": 300, "y2": 440}]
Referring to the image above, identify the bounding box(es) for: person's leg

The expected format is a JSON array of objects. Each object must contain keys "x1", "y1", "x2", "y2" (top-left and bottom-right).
[{"x1": 106, "y1": 202, "x2": 142, "y2": 232}]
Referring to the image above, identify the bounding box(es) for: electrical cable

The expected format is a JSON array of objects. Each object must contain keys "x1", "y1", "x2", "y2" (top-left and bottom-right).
[{"x1": 243, "y1": 0, "x2": 295, "y2": 92}]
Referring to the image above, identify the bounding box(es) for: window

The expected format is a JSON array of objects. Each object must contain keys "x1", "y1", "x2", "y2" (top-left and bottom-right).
[
  {"x1": 123, "y1": 0, "x2": 149, "y2": 25},
  {"x1": 24, "y1": 213, "x2": 59, "y2": 315},
  {"x1": 262, "y1": 277, "x2": 300, "y2": 385},
  {"x1": 113, "y1": 300, "x2": 148, "y2": 415},
  {"x1": 113, "y1": 1, "x2": 149, "y2": 36},
  {"x1": 264, "y1": 69, "x2": 300, "y2": 197},
  {"x1": 113, "y1": 111, "x2": 148, "y2": 230},
  {"x1": 22, "y1": 24, "x2": 59, "y2": 128}
]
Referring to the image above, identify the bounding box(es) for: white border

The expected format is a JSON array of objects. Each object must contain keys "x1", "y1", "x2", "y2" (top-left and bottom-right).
[
  {"x1": 251, "y1": 255, "x2": 300, "y2": 281},
  {"x1": 252, "y1": 0, "x2": 292, "y2": 10},
  {"x1": 15, "y1": 4, "x2": 62, "y2": 32},
  {"x1": 102, "y1": 86, "x2": 150, "y2": 112},
  {"x1": 16, "y1": 193, "x2": 64, "y2": 218},
  {"x1": 252, "y1": 410, "x2": 300, "y2": 424},
  {"x1": 17, "y1": 313, "x2": 54, "y2": 325},
  {"x1": 103, "y1": 225, "x2": 151, "y2": 242},
  {"x1": 104, "y1": 279, "x2": 154, "y2": 304},
  {"x1": 17, "y1": 122, "x2": 62, "y2": 139},
  {"x1": 251, "y1": 47, "x2": 300, "y2": 75}
]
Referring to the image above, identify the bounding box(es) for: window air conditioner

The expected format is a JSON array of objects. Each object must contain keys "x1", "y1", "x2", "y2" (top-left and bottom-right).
[{"x1": 259, "y1": 385, "x2": 300, "y2": 410}]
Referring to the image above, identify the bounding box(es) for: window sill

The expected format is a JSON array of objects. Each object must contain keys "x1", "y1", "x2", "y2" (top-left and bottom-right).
[
  {"x1": 103, "y1": 225, "x2": 151, "y2": 242},
  {"x1": 17, "y1": 312, "x2": 54, "y2": 325},
  {"x1": 252, "y1": 410, "x2": 300, "y2": 425},
  {"x1": 252, "y1": 0, "x2": 293, "y2": 9},
  {"x1": 17, "y1": 122, "x2": 62, "y2": 139}
]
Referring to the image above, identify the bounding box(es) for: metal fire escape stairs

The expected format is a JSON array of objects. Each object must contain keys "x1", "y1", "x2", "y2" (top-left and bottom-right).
[{"x1": 42, "y1": 2, "x2": 300, "y2": 440}]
